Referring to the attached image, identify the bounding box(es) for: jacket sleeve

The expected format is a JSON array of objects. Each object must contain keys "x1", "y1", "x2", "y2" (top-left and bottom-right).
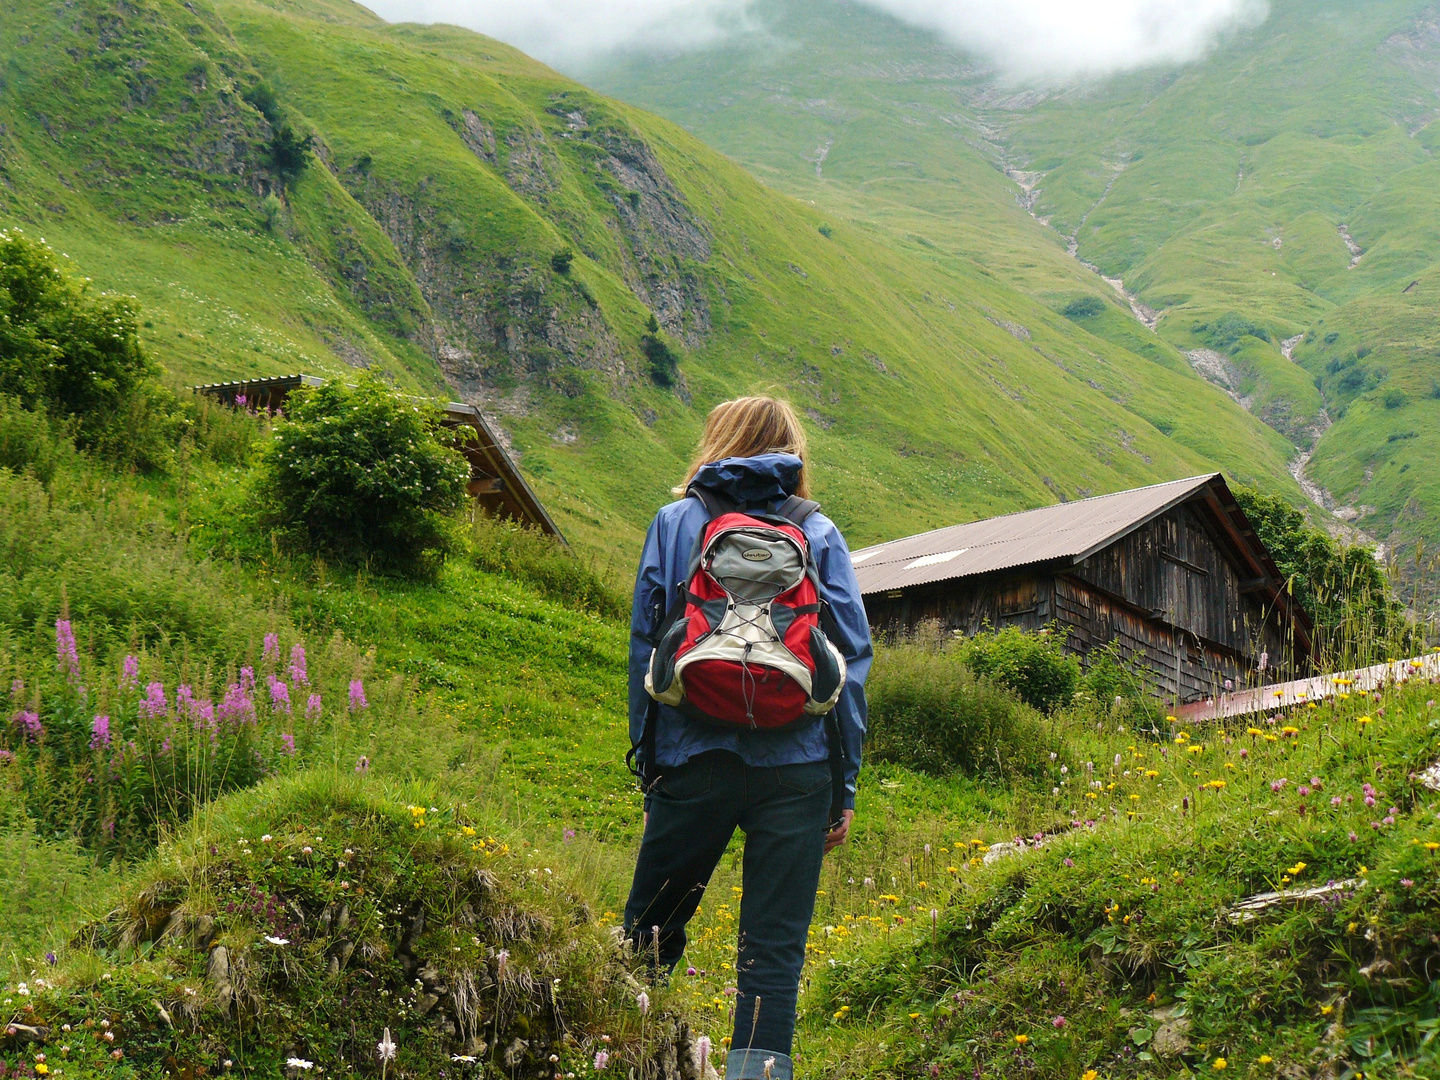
[
  {"x1": 814, "y1": 519, "x2": 873, "y2": 811},
  {"x1": 629, "y1": 512, "x2": 668, "y2": 762}
]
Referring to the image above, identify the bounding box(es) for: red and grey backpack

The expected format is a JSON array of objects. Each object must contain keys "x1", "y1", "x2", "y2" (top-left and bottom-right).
[{"x1": 643, "y1": 487, "x2": 847, "y2": 729}]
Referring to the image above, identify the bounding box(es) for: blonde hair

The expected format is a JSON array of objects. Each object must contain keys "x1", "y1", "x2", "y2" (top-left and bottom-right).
[{"x1": 679, "y1": 395, "x2": 809, "y2": 498}]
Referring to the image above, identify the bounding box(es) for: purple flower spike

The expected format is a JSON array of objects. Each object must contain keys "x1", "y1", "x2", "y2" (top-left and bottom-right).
[
  {"x1": 349, "y1": 679, "x2": 368, "y2": 712},
  {"x1": 14, "y1": 710, "x2": 42, "y2": 742},
  {"x1": 218, "y1": 682, "x2": 255, "y2": 726},
  {"x1": 90, "y1": 714, "x2": 112, "y2": 749},
  {"x1": 263, "y1": 633, "x2": 280, "y2": 663},
  {"x1": 139, "y1": 682, "x2": 168, "y2": 720},
  {"x1": 121, "y1": 655, "x2": 139, "y2": 690},
  {"x1": 354, "y1": 755, "x2": 371, "y2": 774},
  {"x1": 268, "y1": 675, "x2": 292, "y2": 715},
  {"x1": 55, "y1": 619, "x2": 80, "y2": 683},
  {"x1": 305, "y1": 693, "x2": 322, "y2": 720},
  {"x1": 239, "y1": 666, "x2": 256, "y2": 696},
  {"x1": 280, "y1": 733, "x2": 296, "y2": 755},
  {"x1": 288, "y1": 643, "x2": 308, "y2": 685}
]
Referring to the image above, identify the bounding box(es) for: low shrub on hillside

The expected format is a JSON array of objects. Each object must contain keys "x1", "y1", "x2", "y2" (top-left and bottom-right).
[
  {"x1": 1194, "y1": 311, "x2": 1271, "y2": 353},
  {"x1": 0, "y1": 230, "x2": 182, "y2": 470},
  {"x1": 471, "y1": 515, "x2": 625, "y2": 618},
  {"x1": 0, "y1": 395, "x2": 78, "y2": 486},
  {"x1": 0, "y1": 774, "x2": 704, "y2": 1079},
  {"x1": 1232, "y1": 484, "x2": 1406, "y2": 664},
  {"x1": 255, "y1": 377, "x2": 471, "y2": 575},
  {"x1": 1062, "y1": 295, "x2": 1106, "y2": 320},
  {"x1": 959, "y1": 624, "x2": 1080, "y2": 713},
  {"x1": 866, "y1": 631, "x2": 1059, "y2": 778},
  {"x1": 0, "y1": 617, "x2": 383, "y2": 859}
]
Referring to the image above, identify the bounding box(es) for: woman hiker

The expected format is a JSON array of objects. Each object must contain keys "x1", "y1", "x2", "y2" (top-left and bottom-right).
[{"x1": 625, "y1": 395, "x2": 872, "y2": 1080}]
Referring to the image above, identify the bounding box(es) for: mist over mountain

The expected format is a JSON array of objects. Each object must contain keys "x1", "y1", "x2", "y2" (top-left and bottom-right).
[{"x1": 363, "y1": 0, "x2": 1270, "y2": 81}]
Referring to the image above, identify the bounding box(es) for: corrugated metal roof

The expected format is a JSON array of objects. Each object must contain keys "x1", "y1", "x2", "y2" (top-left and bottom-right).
[{"x1": 851, "y1": 474, "x2": 1220, "y2": 594}]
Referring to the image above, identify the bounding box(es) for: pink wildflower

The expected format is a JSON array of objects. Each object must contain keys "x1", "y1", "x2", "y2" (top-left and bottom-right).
[
  {"x1": 289, "y1": 644, "x2": 308, "y2": 685},
  {"x1": 14, "y1": 710, "x2": 42, "y2": 742},
  {"x1": 55, "y1": 619, "x2": 80, "y2": 683},
  {"x1": 594, "y1": 1051, "x2": 609, "y2": 1071},
  {"x1": 217, "y1": 683, "x2": 255, "y2": 726},
  {"x1": 121, "y1": 655, "x2": 139, "y2": 690},
  {"x1": 268, "y1": 676, "x2": 291, "y2": 714},
  {"x1": 263, "y1": 633, "x2": 280, "y2": 663},
  {"x1": 90, "y1": 714, "x2": 111, "y2": 749},
  {"x1": 139, "y1": 682, "x2": 168, "y2": 720},
  {"x1": 305, "y1": 693, "x2": 322, "y2": 719},
  {"x1": 349, "y1": 679, "x2": 368, "y2": 712},
  {"x1": 280, "y1": 733, "x2": 296, "y2": 755}
]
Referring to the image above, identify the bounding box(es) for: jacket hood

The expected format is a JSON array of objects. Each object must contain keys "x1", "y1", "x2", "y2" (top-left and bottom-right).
[{"x1": 689, "y1": 453, "x2": 803, "y2": 506}]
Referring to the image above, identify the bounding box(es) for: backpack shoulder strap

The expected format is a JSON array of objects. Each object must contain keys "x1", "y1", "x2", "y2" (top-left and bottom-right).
[
  {"x1": 687, "y1": 484, "x2": 736, "y2": 520},
  {"x1": 776, "y1": 495, "x2": 821, "y2": 527}
]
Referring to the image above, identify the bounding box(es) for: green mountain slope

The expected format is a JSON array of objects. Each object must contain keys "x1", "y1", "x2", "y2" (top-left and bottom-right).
[
  {"x1": 0, "y1": 0, "x2": 1307, "y2": 562},
  {"x1": 589, "y1": 0, "x2": 1440, "y2": 560}
]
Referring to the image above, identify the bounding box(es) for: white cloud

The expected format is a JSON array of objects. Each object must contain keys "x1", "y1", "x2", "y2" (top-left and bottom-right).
[
  {"x1": 360, "y1": 0, "x2": 758, "y2": 68},
  {"x1": 857, "y1": 0, "x2": 1270, "y2": 82},
  {"x1": 358, "y1": 0, "x2": 1268, "y2": 81}
]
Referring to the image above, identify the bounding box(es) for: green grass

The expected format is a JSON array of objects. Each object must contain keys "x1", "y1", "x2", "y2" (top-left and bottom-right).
[{"x1": 9, "y1": 409, "x2": 1440, "y2": 1076}]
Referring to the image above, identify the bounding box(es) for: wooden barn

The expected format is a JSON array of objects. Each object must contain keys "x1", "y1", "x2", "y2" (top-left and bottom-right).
[
  {"x1": 851, "y1": 474, "x2": 1313, "y2": 705},
  {"x1": 194, "y1": 374, "x2": 564, "y2": 541}
]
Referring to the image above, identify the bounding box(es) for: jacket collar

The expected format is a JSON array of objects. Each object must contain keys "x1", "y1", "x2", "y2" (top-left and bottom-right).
[{"x1": 689, "y1": 453, "x2": 802, "y2": 507}]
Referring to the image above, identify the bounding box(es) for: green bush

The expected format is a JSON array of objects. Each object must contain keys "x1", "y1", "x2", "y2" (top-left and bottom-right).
[
  {"x1": 1232, "y1": 484, "x2": 1403, "y2": 664},
  {"x1": 959, "y1": 624, "x2": 1080, "y2": 712},
  {"x1": 471, "y1": 515, "x2": 625, "y2": 617},
  {"x1": 1062, "y1": 295, "x2": 1106, "y2": 319},
  {"x1": 255, "y1": 377, "x2": 471, "y2": 574},
  {"x1": 0, "y1": 395, "x2": 77, "y2": 485},
  {"x1": 1194, "y1": 311, "x2": 1271, "y2": 353},
  {"x1": 0, "y1": 231, "x2": 180, "y2": 469},
  {"x1": 866, "y1": 630, "x2": 1058, "y2": 778}
]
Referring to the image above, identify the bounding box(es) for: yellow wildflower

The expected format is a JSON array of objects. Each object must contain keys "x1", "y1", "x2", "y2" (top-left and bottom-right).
[
  {"x1": 1014, "y1": 1034, "x2": 1029, "y2": 1046},
  {"x1": 1213, "y1": 1059, "x2": 1227, "y2": 1070},
  {"x1": 1258, "y1": 1056, "x2": 1273, "y2": 1065}
]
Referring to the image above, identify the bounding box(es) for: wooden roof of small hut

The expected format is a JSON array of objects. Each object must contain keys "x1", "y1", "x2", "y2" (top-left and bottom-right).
[{"x1": 194, "y1": 374, "x2": 563, "y2": 541}]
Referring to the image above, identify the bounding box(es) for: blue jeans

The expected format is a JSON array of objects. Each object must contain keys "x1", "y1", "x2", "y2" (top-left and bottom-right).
[{"x1": 624, "y1": 750, "x2": 831, "y2": 1079}]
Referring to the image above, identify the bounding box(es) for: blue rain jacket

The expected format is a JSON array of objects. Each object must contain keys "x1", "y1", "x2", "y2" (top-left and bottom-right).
[{"x1": 628, "y1": 453, "x2": 873, "y2": 809}]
